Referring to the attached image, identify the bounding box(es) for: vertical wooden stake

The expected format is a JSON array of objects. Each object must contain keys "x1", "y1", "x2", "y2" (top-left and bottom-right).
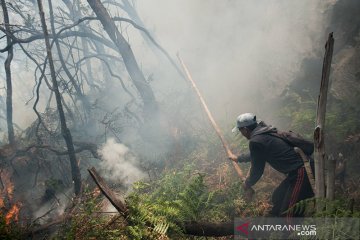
[
  {"x1": 314, "y1": 33, "x2": 334, "y2": 201},
  {"x1": 326, "y1": 154, "x2": 336, "y2": 200}
]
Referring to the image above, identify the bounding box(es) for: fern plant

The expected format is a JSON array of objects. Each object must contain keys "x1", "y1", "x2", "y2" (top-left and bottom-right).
[
  {"x1": 54, "y1": 187, "x2": 124, "y2": 240},
  {"x1": 125, "y1": 164, "x2": 227, "y2": 239}
]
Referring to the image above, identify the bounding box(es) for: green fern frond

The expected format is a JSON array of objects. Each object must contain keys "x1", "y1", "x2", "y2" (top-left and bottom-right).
[{"x1": 153, "y1": 221, "x2": 169, "y2": 235}]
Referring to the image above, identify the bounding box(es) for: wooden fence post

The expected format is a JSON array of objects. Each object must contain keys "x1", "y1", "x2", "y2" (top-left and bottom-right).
[
  {"x1": 314, "y1": 32, "x2": 334, "y2": 202},
  {"x1": 326, "y1": 154, "x2": 336, "y2": 200}
]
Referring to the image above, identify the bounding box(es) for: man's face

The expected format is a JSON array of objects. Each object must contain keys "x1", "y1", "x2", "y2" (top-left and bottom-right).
[{"x1": 239, "y1": 127, "x2": 251, "y2": 140}]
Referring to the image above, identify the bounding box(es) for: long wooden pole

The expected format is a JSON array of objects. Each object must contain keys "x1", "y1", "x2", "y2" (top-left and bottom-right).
[{"x1": 177, "y1": 54, "x2": 245, "y2": 181}]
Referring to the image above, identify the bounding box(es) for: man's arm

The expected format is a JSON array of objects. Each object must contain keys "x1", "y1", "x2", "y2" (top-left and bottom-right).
[
  {"x1": 228, "y1": 152, "x2": 251, "y2": 162},
  {"x1": 237, "y1": 153, "x2": 251, "y2": 163},
  {"x1": 244, "y1": 141, "x2": 266, "y2": 188}
]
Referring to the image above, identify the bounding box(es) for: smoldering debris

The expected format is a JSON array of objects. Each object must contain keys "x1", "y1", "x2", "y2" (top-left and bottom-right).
[
  {"x1": 33, "y1": 189, "x2": 72, "y2": 225},
  {"x1": 98, "y1": 138, "x2": 146, "y2": 189}
]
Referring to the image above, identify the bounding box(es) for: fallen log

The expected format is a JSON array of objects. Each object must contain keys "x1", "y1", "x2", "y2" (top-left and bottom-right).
[
  {"x1": 182, "y1": 221, "x2": 234, "y2": 236},
  {"x1": 88, "y1": 167, "x2": 128, "y2": 216}
]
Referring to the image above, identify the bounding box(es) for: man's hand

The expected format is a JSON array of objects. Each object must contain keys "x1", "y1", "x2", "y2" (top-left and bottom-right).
[
  {"x1": 228, "y1": 152, "x2": 238, "y2": 162},
  {"x1": 242, "y1": 182, "x2": 255, "y2": 201}
]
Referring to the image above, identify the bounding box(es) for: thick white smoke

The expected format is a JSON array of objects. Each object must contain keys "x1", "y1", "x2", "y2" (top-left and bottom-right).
[{"x1": 98, "y1": 138, "x2": 146, "y2": 187}]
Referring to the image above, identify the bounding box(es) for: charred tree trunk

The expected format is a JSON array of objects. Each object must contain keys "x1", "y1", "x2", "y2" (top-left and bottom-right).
[
  {"x1": 86, "y1": 0, "x2": 158, "y2": 116},
  {"x1": 88, "y1": 167, "x2": 128, "y2": 216},
  {"x1": 182, "y1": 221, "x2": 234, "y2": 236},
  {"x1": 37, "y1": 0, "x2": 82, "y2": 195},
  {"x1": 314, "y1": 32, "x2": 334, "y2": 200},
  {"x1": 1, "y1": 0, "x2": 15, "y2": 145}
]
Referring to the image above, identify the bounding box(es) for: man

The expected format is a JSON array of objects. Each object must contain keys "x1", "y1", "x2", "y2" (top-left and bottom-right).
[{"x1": 228, "y1": 113, "x2": 314, "y2": 218}]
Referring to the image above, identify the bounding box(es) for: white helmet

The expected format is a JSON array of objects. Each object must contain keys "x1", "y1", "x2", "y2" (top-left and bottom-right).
[{"x1": 232, "y1": 113, "x2": 257, "y2": 133}]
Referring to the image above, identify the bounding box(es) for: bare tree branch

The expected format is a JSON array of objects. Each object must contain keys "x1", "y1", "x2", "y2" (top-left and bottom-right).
[{"x1": 37, "y1": 0, "x2": 82, "y2": 195}]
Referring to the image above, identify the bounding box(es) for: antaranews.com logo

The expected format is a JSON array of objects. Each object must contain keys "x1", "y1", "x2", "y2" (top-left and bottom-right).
[
  {"x1": 234, "y1": 217, "x2": 359, "y2": 239},
  {"x1": 237, "y1": 221, "x2": 316, "y2": 236}
]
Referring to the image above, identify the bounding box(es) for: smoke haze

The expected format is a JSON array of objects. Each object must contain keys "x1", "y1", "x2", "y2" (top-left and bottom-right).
[
  {"x1": 98, "y1": 138, "x2": 146, "y2": 187},
  {"x1": 0, "y1": 0, "x2": 332, "y2": 133},
  {"x1": 0, "y1": 0, "x2": 358, "y2": 229},
  {"x1": 134, "y1": 0, "x2": 329, "y2": 122}
]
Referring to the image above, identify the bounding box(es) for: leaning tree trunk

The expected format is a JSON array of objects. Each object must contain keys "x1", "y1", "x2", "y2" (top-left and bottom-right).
[
  {"x1": 314, "y1": 32, "x2": 334, "y2": 201},
  {"x1": 1, "y1": 0, "x2": 15, "y2": 145},
  {"x1": 86, "y1": 0, "x2": 158, "y2": 116},
  {"x1": 37, "y1": 0, "x2": 82, "y2": 195}
]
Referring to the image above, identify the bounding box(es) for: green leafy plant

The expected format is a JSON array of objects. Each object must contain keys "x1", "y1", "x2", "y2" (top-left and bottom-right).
[
  {"x1": 55, "y1": 188, "x2": 124, "y2": 240},
  {"x1": 126, "y1": 166, "x2": 208, "y2": 239}
]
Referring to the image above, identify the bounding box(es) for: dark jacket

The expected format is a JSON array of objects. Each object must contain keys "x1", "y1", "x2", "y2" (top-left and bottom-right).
[{"x1": 239, "y1": 122, "x2": 304, "y2": 187}]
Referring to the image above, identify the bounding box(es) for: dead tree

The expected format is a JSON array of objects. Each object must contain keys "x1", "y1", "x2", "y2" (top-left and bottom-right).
[
  {"x1": 86, "y1": 0, "x2": 158, "y2": 116},
  {"x1": 314, "y1": 32, "x2": 334, "y2": 200},
  {"x1": 88, "y1": 167, "x2": 128, "y2": 216},
  {"x1": 48, "y1": 0, "x2": 91, "y2": 117},
  {"x1": 1, "y1": 0, "x2": 15, "y2": 145},
  {"x1": 182, "y1": 221, "x2": 234, "y2": 236},
  {"x1": 36, "y1": 0, "x2": 82, "y2": 195},
  {"x1": 61, "y1": 0, "x2": 109, "y2": 87}
]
